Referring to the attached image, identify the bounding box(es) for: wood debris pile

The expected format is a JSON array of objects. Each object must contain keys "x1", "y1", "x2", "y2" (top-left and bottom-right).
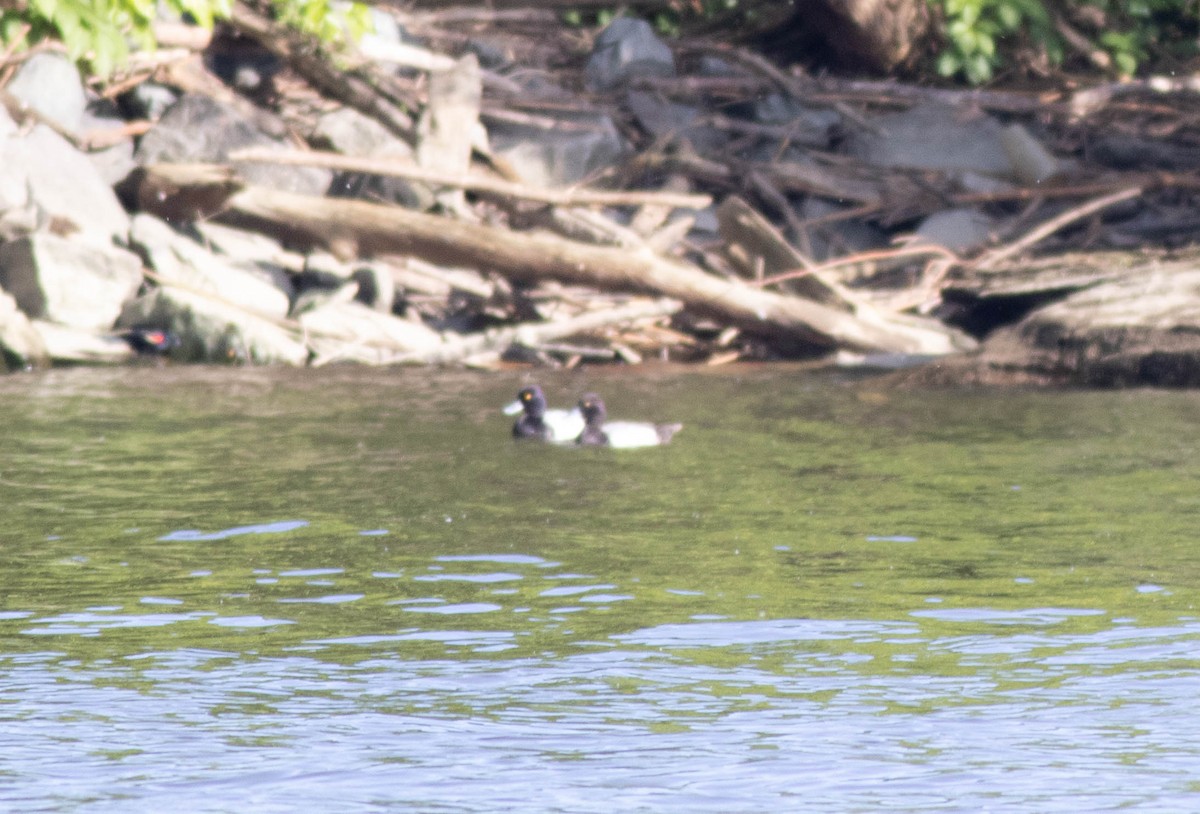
[{"x1": 6, "y1": 1, "x2": 1200, "y2": 374}]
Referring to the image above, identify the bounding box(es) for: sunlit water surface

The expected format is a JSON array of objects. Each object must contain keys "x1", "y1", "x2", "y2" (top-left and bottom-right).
[{"x1": 2, "y1": 365, "x2": 1199, "y2": 811}]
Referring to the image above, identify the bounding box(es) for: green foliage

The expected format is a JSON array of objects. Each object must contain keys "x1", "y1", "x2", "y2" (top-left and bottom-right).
[
  {"x1": 935, "y1": 0, "x2": 1054, "y2": 84},
  {"x1": 273, "y1": 0, "x2": 372, "y2": 46},
  {"x1": 934, "y1": 0, "x2": 1199, "y2": 84},
  {"x1": 0, "y1": 0, "x2": 369, "y2": 78},
  {"x1": 649, "y1": 0, "x2": 739, "y2": 36}
]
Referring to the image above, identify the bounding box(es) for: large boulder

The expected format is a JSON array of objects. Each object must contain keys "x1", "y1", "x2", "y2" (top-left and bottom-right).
[
  {"x1": 136, "y1": 93, "x2": 330, "y2": 196},
  {"x1": 6, "y1": 52, "x2": 87, "y2": 134},
  {"x1": 490, "y1": 111, "x2": 626, "y2": 188},
  {"x1": 129, "y1": 214, "x2": 292, "y2": 317},
  {"x1": 122, "y1": 215, "x2": 307, "y2": 362},
  {"x1": 0, "y1": 288, "x2": 49, "y2": 370},
  {"x1": 32, "y1": 321, "x2": 133, "y2": 365},
  {"x1": 314, "y1": 107, "x2": 426, "y2": 208},
  {"x1": 846, "y1": 103, "x2": 1014, "y2": 179},
  {"x1": 0, "y1": 234, "x2": 143, "y2": 331},
  {"x1": 0, "y1": 109, "x2": 131, "y2": 246}
]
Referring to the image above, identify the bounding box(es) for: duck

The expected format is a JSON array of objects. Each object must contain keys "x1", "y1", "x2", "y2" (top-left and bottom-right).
[
  {"x1": 576, "y1": 393, "x2": 682, "y2": 448},
  {"x1": 504, "y1": 385, "x2": 585, "y2": 442}
]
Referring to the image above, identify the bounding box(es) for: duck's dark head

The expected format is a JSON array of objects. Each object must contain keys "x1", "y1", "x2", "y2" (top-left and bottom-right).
[
  {"x1": 578, "y1": 393, "x2": 607, "y2": 426},
  {"x1": 516, "y1": 385, "x2": 548, "y2": 418},
  {"x1": 509, "y1": 385, "x2": 552, "y2": 440},
  {"x1": 576, "y1": 394, "x2": 609, "y2": 445}
]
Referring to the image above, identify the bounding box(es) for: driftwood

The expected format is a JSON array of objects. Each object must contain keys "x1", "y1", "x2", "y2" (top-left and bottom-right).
[
  {"x1": 228, "y1": 147, "x2": 713, "y2": 210},
  {"x1": 895, "y1": 246, "x2": 1200, "y2": 388},
  {"x1": 715, "y1": 195, "x2": 852, "y2": 309},
  {"x1": 140, "y1": 239, "x2": 681, "y2": 367},
  {"x1": 416, "y1": 52, "x2": 480, "y2": 215},
  {"x1": 132, "y1": 163, "x2": 972, "y2": 355},
  {"x1": 375, "y1": 298, "x2": 682, "y2": 366}
]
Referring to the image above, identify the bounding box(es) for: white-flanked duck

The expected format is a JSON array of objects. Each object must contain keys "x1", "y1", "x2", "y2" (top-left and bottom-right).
[
  {"x1": 504, "y1": 385, "x2": 585, "y2": 442},
  {"x1": 576, "y1": 393, "x2": 682, "y2": 448}
]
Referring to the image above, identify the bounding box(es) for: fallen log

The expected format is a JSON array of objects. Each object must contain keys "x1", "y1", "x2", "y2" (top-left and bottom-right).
[
  {"x1": 228, "y1": 147, "x2": 714, "y2": 210},
  {"x1": 132, "y1": 163, "x2": 974, "y2": 355}
]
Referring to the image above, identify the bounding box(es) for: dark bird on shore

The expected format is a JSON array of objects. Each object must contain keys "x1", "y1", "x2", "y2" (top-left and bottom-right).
[
  {"x1": 504, "y1": 385, "x2": 584, "y2": 442},
  {"x1": 120, "y1": 328, "x2": 180, "y2": 356},
  {"x1": 576, "y1": 393, "x2": 682, "y2": 448}
]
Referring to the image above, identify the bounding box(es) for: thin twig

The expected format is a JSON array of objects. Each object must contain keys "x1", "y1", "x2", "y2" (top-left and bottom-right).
[
  {"x1": 751, "y1": 244, "x2": 961, "y2": 288},
  {"x1": 971, "y1": 186, "x2": 1142, "y2": 271}
]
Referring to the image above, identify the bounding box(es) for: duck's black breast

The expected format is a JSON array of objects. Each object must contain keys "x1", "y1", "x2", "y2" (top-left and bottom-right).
[
  {"x1": 513, "y1": 414, "x2": 550, "y2": 440},
  {"x1": 577, "y1": 426, "x2": 609, "y2": 446}
]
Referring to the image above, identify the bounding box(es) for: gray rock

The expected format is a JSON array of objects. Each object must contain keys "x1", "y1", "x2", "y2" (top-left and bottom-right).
[
  {"x1": 120, "y1": 81, "x2": 180, "y2": 121},
  {"x1": 81, "y1": 99, "x2": 138, "y2": 185},
  {"x1": 753, "y1": 93, "x2": 838, "y2": 129},
  {"x1": 696, "y1": 56, "x2": 737, "y2": 76},
  {"x1": 999, "y1": 123, "x2": 1059, "y2": 185},
  {"x1": 7, "y1": 52, "x2": 87, "y2": 133},
  {"x1": 190, "y1": 220, "x2": 298, "y2": 299},
  {"x1": 490, "y1": 111, "x2": 627, "y2": 188},
  {"x1": 300, "y1": 300, "x2": 443, "y2": 364},
  {"x1": 845, "y1": 103, "x2": 1014, "y2": 179},
  {"x1": 625, "y1": 91, "x2": 724, "y2": 151},
  {"x1": 0, "y1": 234, "x2": 143, "y2": 330},
  {"x1": 129, "y1": 214, "x2": 292, "y2": 317},
  {"x1": 136, "y1": 93, "x2": 330, "y2": 195},
  {"x1": 797, "y1": 198, "x2": 888, "y2": 264},
  {"x1": 687, "y1": 205, "x2": 720, "y2": 237},
  {"x1": 314, "y1": 107, "x2": 425, "y2": 207},
  {"x1": 350, "y1": 265, "x2": 396, "y2": 313},
  {"x1": 299, "y1": 250, "x2": 357, "y2": 285},
  {"x1": 466, "y1": 38, "x2": 509, "y2": 70},
  {"x1": 191, "y1": 221, "x2": 298, "y2": 275},
  {"x1": 749, "y1": 94, "x2": 839, "y2": 149},
  {"x1": 585, "y1": 17, "x2": 675, "y2": 92},
  {"x1": 914, "y1": 208, "x2": 995, "y2": 254},
  {"x1": 118, "y1": 287, "x2": 308, "y2": 365},
  {"x1": 0, "y1": 111, "x2": 130, "y2": 245},
  {"x1": 0, "y1": 288, "x2": 49, "y2": 369},
  {"x1": 32, "y1": 320, "x2": 133, "y2": 365},
  {"x1": 315, "y1": 107, "x2": 413, "y2": 160}
]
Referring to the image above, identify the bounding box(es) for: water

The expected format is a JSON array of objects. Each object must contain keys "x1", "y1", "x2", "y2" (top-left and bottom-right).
[{"x1": 2, "y1": 365, "x2": 1199, "y2": 811}]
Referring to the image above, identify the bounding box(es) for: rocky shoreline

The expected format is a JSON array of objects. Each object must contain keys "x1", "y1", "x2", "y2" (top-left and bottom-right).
[{"x1": 2, "y1": 7, "x2": 1199, "y2": 384}]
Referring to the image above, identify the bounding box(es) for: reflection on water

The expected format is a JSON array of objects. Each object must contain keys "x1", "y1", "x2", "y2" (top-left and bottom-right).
[{"x1": 2, "y1": 366, "x2": 1200, "y2": 811}]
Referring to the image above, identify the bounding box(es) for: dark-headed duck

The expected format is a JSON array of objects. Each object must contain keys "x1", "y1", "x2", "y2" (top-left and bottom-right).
[
  {"x1": 504, "y1": 385, "x2": 585, "y2": 442},
  {"x1": 576, "y1": 393, "x2": 682, "y2": 448}
]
